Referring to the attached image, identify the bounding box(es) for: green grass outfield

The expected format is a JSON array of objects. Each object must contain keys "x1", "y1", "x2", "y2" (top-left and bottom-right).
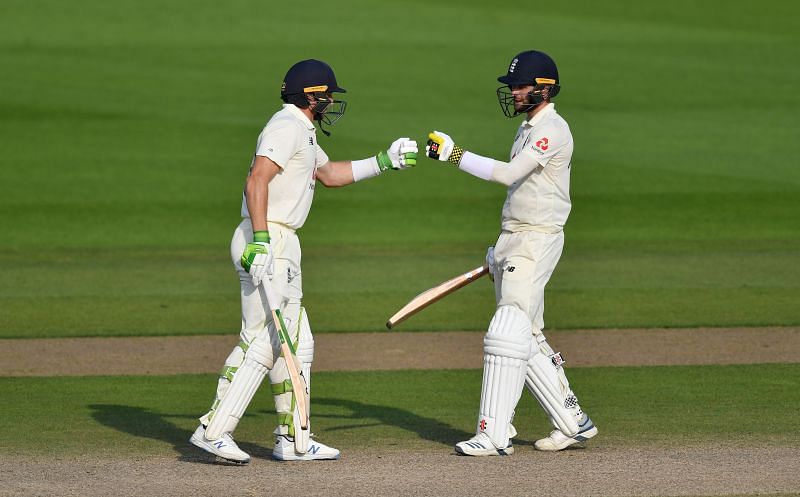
[
  {"x1": 2, "y1": 0, "x2": 799, "y2": 338},
  {"x1": 1, "y1": 364, "x2": 798, "y2": 456}
]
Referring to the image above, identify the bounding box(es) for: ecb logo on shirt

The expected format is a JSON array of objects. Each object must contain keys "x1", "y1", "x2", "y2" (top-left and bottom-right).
[{"x1": 308, "y1": 137, "x2": 314, "y2": 146}]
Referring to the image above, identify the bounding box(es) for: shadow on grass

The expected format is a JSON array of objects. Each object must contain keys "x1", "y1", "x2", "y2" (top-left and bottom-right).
[
  {"x1": 88, "y1": 404, "x2": 272, "y2": 464},
  {"x1": 90, "y1": 397, "x2": 476, "y2": 459},
  {"x1": 311, "y1": 397, "x2": 473, "y2": 446}
]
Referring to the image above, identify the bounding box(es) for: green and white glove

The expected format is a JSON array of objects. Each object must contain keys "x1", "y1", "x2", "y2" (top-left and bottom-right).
[
  {"x1": 241, "y1": 230, "x2": 273, "y2": 287},
  {"x1": 377, "y1": 137, "x2": 418, "y2": 171},
  {"x1": 426, "y1": 130, "x2": 464, "y2": 165}
]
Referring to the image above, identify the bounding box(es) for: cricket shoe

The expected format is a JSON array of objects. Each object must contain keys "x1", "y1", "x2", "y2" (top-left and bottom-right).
[
  {"x1": 534, "y1": 415, "x2": 598, "y2": 451},
  {"x1": 272, "y1": 435, "x2": 340, "y2": 461},
  {"x1": 455, "y1": 432, "x2": 514, "y2": 456},
  {"x1": 189, "y1": 424, "x2": 250, "y2": 464}
]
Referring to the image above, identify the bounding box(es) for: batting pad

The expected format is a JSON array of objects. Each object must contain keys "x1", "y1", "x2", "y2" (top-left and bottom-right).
[
  {"x1": 295, "y1": 307, "x2": 314, "y2": 392},
  {"x1": 204, "y1": 333, "x2": 275, "y2": 439},
  {"x1": 270, "y1": 307, "x2": 313, "y2": 454},
  {"x1": 525, "y1": 339, "x2": 583, "y2": 436},
  {"x1": 478, "y1": 305, "x2": 533, "y2": 448},
  {"x1": 205, "y1": 357, "x2": 268, "y2": 439},
  {"x1": 294, "y1": 307, "x2": 313, "y2": 454}
]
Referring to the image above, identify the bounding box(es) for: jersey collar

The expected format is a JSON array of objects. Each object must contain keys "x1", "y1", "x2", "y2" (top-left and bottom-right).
[
  {"x1": 524, "y1": 103, "x2": 555, "y2": 127},
  {"x1": 284, "y1": 104, "x2": 316, "y2": 130}
]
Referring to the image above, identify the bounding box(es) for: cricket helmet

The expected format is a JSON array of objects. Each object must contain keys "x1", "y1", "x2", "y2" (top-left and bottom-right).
[
  {"x1": 281, "y1": 59, "x2": 346, "y2": 96},
  {"x1": 496, "y1": 50, "x2": 560, "y2": 117},
  {"x1": 280, "y1": 59, "x2": 347, "y2": 129}
]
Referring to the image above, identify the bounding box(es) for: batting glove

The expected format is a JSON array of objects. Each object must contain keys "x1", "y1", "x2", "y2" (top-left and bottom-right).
[
  {"x1": 377, "y1": 137, "x2": 418, "y2": 171},
  {"x1": 485, "y1": 246, "x2": 496, "y2": 282},
  {"x1": 241, "y1": 231, "x2": 274, "y2": 286},
  {"x1": 426, "y1": 130, "x2": 464, "y2": 165}
]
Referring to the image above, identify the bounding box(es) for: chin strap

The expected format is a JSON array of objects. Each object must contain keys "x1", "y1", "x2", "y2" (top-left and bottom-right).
[{"x1": 317, "y1": 119, "x2": 331, "y2": 137}]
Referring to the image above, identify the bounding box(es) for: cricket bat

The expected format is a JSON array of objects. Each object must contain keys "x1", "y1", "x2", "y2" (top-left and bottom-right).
[
  {"x1": 262, "y1": 279, "x2": 309, "y2": 434},
  {"x1": 386, "y1": 264, "x2": 489, "y2": 329}
]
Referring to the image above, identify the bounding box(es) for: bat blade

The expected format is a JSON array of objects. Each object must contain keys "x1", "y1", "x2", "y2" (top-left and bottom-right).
[{"x1": 386, "y1": 264, "x2": 489, "y2": 329}]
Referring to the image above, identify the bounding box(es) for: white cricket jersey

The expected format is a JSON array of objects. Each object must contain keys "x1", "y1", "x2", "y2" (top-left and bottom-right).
[
  {"x1": 240, "y1": 104, "x2": 330, "y2": 230},
  {"x1": 503, "y1": 103, "x2": 573, "y2": 233}
]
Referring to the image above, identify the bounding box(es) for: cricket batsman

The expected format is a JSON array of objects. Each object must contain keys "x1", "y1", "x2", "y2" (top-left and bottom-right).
[
  {"x1": 189, "y1": 59, "x2": 417, "y2": 463},
  {"x1": 426, "y1": 50, "x2": 597, "y2": 455}
]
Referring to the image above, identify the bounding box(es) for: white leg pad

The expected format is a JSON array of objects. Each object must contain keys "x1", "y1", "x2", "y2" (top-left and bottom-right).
[
  {"x1": 204, "y1": 332, "x2": 276, "y2": 440},
  {"x1": 294, "y1": 308, "x2": 313, "y2": 454},
  {"x1": 525, "y1": 338, "x2": 583, "y2": 436},
  {"x1": 295, "y1": 307, "x2": 314, "y2": 392},
  {"x1": 477, "y1": 305, "x2": 533, "y2": 448}
]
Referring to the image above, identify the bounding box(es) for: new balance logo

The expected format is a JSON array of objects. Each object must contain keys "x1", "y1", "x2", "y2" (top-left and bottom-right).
[
  {"x1": 308, "y1": 445, "x2": 320, "y2": 455},
  {"x1": 213, "y1": 440, "x2": 226, "y2": 449},
  {"x1": 308, "y1": 137, "x2": 314, "y2": 146}
]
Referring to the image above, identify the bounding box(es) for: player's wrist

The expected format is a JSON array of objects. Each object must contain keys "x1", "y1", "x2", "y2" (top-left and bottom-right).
[
  {"x1": 253, "y1": 230, "x2": 270, "y2": 243},
  {"x1": 448, "y1": 144, "x2": 465, "y2": 166},
  {"x1": 376, "y1": 150, "x2": 393, "y2": 172},
  {"x1": 351, "y1": 156, "x2": 381, "y2": 182}
]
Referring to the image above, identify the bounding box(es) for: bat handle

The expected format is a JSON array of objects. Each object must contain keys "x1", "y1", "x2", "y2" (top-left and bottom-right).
[{"x1": 261, "y1": 277, "x2": 280, "y2": 312}]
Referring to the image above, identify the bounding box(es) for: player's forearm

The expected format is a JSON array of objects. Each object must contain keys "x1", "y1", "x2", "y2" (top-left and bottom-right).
[
  {"x1": 458, "y1": 151, "x2": 539, "y2": 186},
  {"x1": 245, "y1": 174, "x2": 269, "y2": 231},
  {"x1": 427, "y1": 131, "x2": 539, "y2": 186},
  {"x1": 318, "y1": 139, "x2": 417, "y2": 187},
  {"x1": 318, "y1": 160, "x2": 358, "y2": 188}
]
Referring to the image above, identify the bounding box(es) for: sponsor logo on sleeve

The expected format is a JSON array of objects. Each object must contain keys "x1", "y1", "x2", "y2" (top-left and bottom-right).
[{"x1": 532, "y1": 137, "x2": 549, "y2": 153}]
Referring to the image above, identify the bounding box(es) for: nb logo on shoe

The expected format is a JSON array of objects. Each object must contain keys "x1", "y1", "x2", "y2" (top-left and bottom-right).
[
  {"x1": 213, "y1": 441, "x2": 226, "y2": 449},
  {"x1": 308, "y1": 445, "x2": 320, "y2": 455}
]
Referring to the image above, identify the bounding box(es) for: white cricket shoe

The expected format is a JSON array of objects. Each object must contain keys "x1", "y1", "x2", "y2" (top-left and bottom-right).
[
  {"x1": 534, "y1": 415, "x2": 598, "y2": 451},
  {"x1": 455, "y1": 432, "x2": 514, "y2": 456},
  {"x1": 189, "y1": 424, "x2": 250, "y2": 463},
  {"x1": 272, "y1": 435, "x2": 340, "y2": 461}
]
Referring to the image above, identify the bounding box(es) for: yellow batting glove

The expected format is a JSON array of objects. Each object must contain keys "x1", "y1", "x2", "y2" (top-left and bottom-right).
[{"x1": 425, "y1": 130, "x2": 464, "y2": 165}]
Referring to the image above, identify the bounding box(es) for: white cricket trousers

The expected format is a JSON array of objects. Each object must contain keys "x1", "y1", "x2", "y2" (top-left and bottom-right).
[
  {"x1": 491, "y1": 230, "x2": 564, "y2": 332},
  {"x1": 230, "y1": 219, "x2": 303, "y2": 344}
]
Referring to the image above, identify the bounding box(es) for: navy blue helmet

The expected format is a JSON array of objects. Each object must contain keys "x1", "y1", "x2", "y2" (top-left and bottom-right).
[
  {"x1": 281, "y1": 59, "x2": 346, "y2": 96},
  {"x1": 496, "y1": 50, "x2": 560, "y2": 117},
  {"x1": 280, "y1": 59, "x2": 347, "y2": 131}
]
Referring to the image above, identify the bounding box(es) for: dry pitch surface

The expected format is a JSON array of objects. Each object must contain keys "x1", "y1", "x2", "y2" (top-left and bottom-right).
[{"x1": 3, "y1": 327, "x2": 799, "y2": 497}]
